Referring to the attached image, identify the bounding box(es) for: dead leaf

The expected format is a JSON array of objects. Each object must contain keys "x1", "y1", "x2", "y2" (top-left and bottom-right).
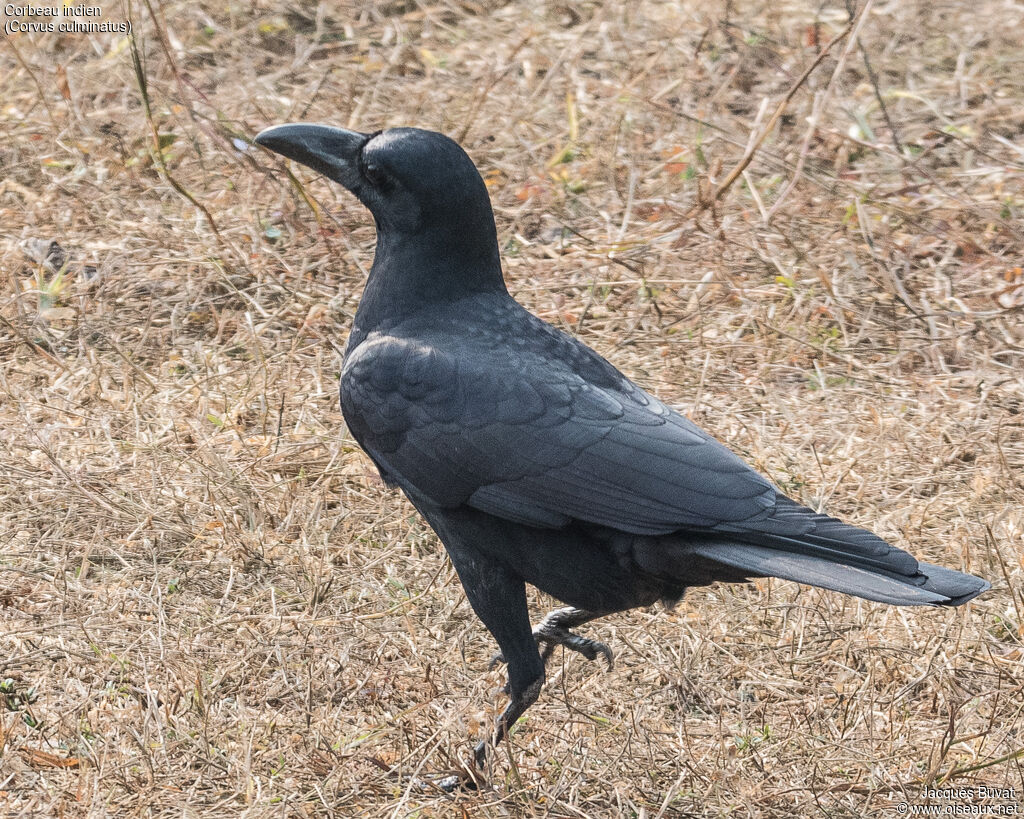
[
  {"x1": 20, "y1": 748, "x2": 81, "y2": 769},
  {"x1": 56, "y1": 64, "x2": 71, "y2": 101},
  {"x1": 40, "y1": 307, "x2": 76, "y2": 321}
]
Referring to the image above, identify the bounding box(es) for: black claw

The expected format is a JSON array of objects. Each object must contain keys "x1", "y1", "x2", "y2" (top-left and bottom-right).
[
  {"x1": 473, "y1": 739, "x2": 488, "y2": 769},
  {"x1": 564, "y1": 634, "x2": 614, "y2": 669}
]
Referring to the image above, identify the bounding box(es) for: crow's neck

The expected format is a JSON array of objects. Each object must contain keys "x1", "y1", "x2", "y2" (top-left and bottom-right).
[{"x1": 347, "y1": 226, "x2": 506, "y2": 350}]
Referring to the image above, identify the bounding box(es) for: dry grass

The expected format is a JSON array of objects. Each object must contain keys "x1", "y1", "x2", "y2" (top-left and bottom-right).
[{"x1": 2, "y1": 0, "x2": 1023, "y2": 816}]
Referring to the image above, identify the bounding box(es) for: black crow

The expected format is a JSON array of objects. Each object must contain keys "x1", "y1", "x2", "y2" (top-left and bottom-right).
[{"x1": 253, "y1": 124, "x2": 989, "y2": 766}]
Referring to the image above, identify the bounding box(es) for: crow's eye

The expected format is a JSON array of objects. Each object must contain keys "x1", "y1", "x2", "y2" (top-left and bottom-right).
[{"x1": 363, "y1": 162, "x2": 389, "y2": 188}]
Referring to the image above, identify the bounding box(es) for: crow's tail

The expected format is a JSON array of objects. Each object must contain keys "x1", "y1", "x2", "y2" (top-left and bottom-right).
[{"x1": 660, "y1": 497, "x2": 989, "y2": 606}]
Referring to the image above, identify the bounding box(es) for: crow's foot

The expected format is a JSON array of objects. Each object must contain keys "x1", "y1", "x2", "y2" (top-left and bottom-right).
[{"x1": 490, "y1": 607, "x2": 613, "y2": 670}]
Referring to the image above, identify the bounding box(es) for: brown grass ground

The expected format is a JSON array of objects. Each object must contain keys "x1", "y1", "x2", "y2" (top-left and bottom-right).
[{"x1": 1, "y1": 1, "x2": 1023, "y2": 816}]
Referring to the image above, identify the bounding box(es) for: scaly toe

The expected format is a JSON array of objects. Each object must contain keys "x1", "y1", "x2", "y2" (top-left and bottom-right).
[
  {"x1": 536, "y1": 628, "x2": 614, "y2": 669},
  {"x1": 565, "y1": 634, "x2": 614, "y2": 669}
]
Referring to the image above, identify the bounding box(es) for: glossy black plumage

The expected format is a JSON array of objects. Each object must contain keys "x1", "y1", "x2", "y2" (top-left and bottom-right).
[{"x1": 254, "y1": 123, "x2": 989, "y2": 766}]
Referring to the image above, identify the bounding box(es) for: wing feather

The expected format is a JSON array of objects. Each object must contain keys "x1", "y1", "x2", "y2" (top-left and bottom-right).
[{"x1": 341, "y1": 332, "x2": 777, "y2": 534}]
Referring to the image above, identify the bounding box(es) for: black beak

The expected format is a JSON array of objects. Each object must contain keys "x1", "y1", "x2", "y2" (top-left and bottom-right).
[{"x1": 254, "y1": 123, "x2": 369, "y2": 190}]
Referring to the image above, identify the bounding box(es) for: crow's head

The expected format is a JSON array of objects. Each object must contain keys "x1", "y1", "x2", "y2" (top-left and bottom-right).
[{"x1": 254, "y1": 125, "x2": 494, "y2": 242}]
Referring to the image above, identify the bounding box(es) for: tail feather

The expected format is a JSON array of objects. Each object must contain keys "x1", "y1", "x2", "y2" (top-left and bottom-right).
[
  {"x1": 914, "y1": 560, "x2": 991, "y2": 606},
  {"x1": 679, "y1": 497, "x2": 990, "y2": 607}
]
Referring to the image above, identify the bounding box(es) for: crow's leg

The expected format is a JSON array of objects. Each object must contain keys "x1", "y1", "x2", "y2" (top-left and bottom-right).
[
  {"x1": 492, "y1": 606, "x2": 613, "y2": 670},
  {"x1": 439, "y1": 542, "x2": 546, "y2": 768}
]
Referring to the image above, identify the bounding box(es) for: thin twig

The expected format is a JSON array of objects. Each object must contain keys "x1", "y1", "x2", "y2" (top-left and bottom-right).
[
  {"x1": 694, "y1": 9, "x2": 862, "y2": 215},
  {"x1": 845, "y1": 0, "x2": 903, "y2": 155},
  {"x1": 859, "y1": 41, "x2": 904, "y2": 155},
  {"x1": 764, "y1": 0, "x2": 875, "y2": 221},
  {"x1": 128, "y1": 26, "x2": 223, "y2": 239}
]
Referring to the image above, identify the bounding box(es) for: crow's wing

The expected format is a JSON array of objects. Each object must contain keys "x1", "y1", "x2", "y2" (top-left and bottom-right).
[{"x1": 340, "y1": 330, "x2": 777, "y2": 535}]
